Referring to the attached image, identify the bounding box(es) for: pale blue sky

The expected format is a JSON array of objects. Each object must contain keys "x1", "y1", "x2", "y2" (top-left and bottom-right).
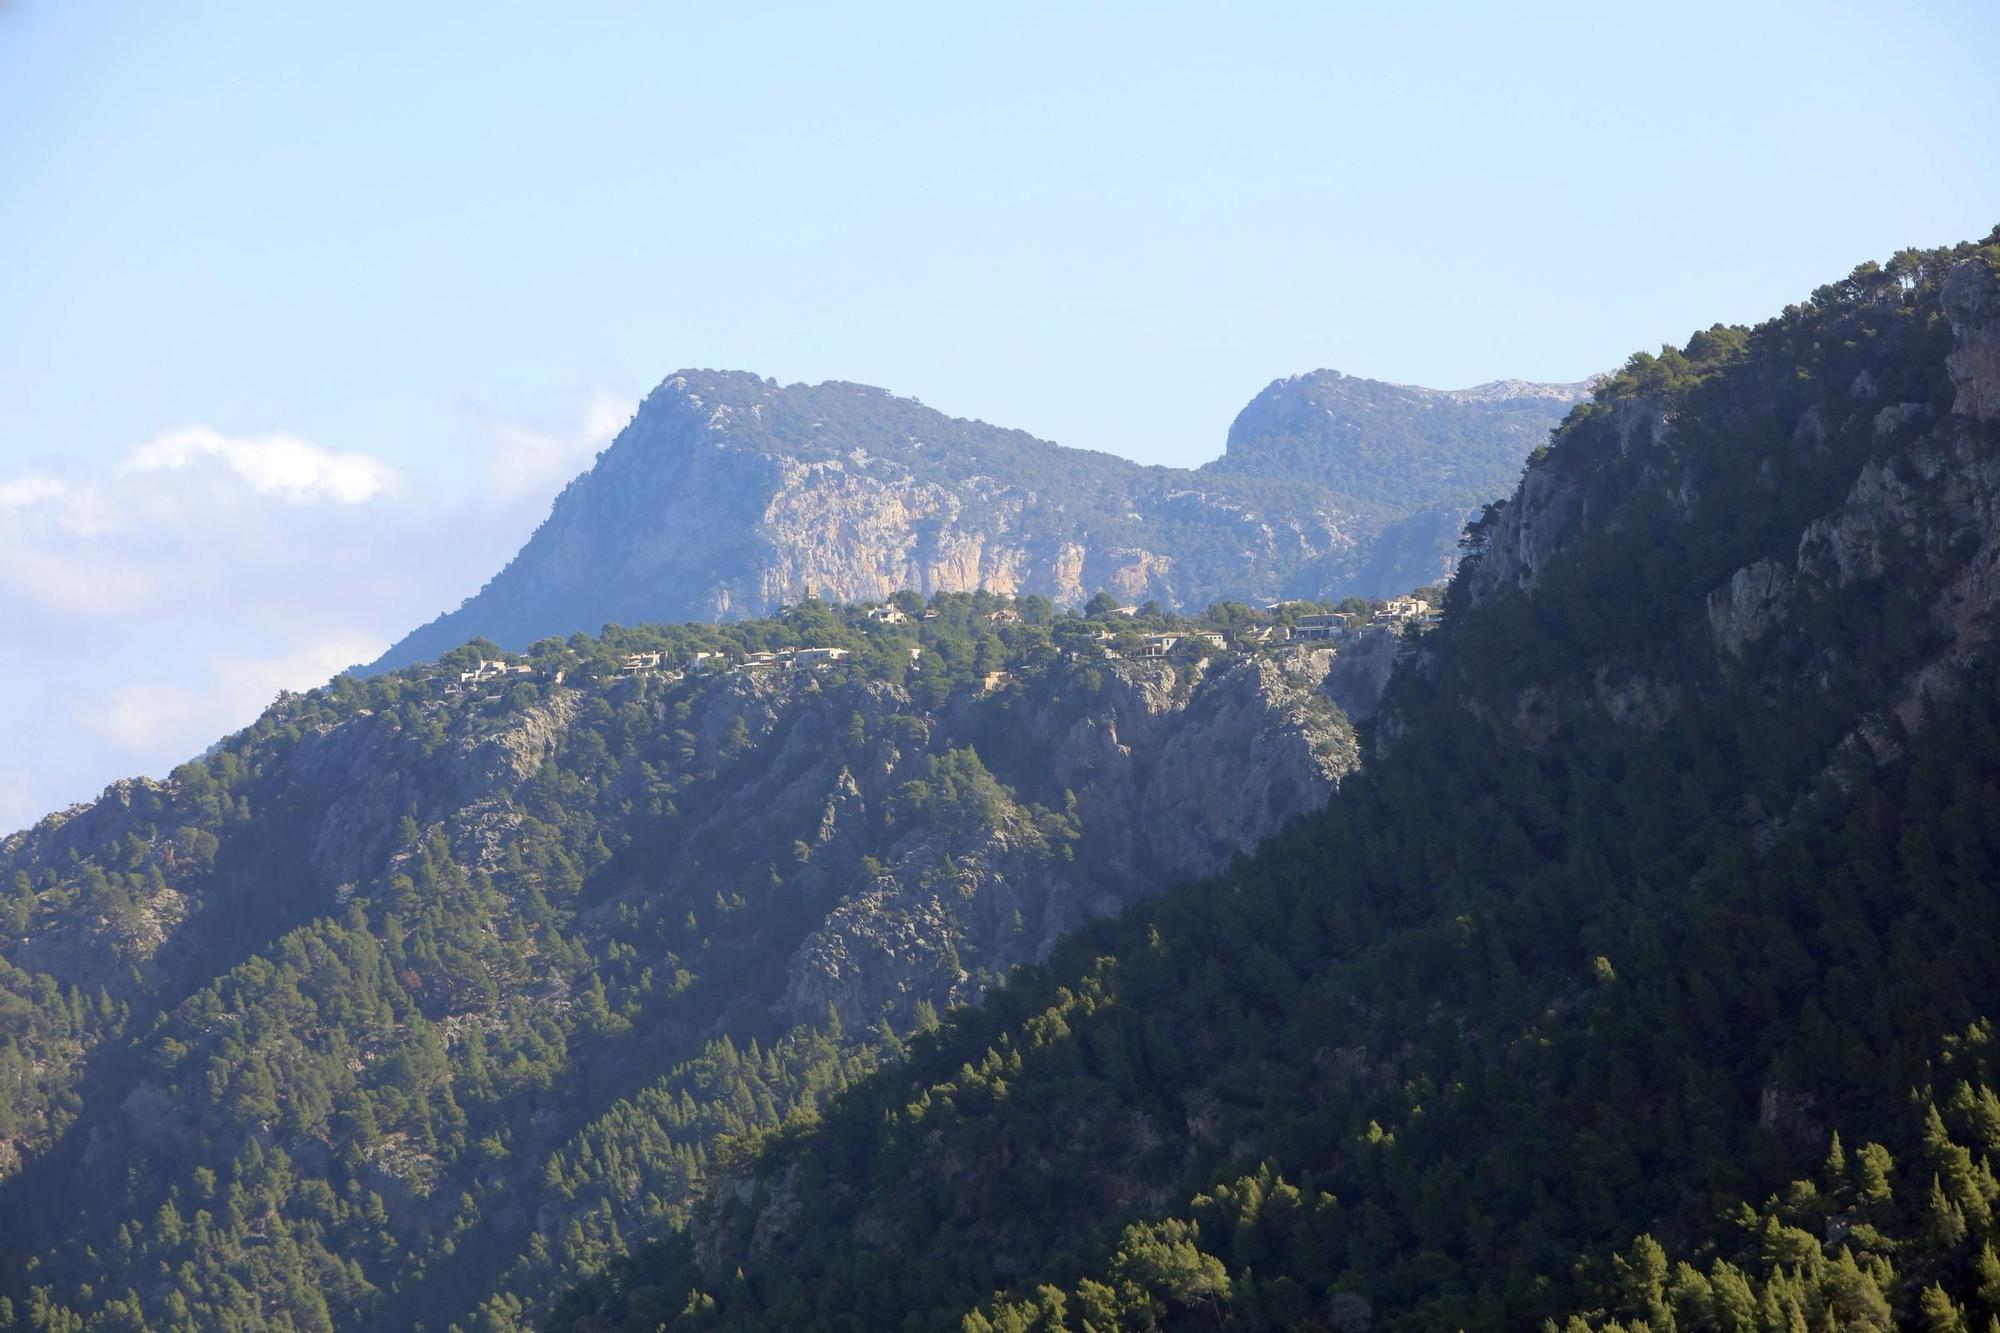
[
  {"x1": 1, "y1": 0, "x2": 1997, "y2": 831},
  {"x1": 5, "y1": 1, "x2": 1996, "y2": 480}
]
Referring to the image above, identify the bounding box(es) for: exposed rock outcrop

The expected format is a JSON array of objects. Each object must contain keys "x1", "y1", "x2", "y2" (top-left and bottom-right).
[
  {"x1": 1449, "y1": 251, "x2": 2000, "y2": 757},
  {"x1": 776, "y1": 649, "x2": 1356, "y2": 1031},
  {"x1": 1945, "y1": 255, "x2": 2000, "y2": 422}
]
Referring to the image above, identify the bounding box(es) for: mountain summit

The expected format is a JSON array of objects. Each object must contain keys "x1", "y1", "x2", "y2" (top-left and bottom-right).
[
  {"x1": 370, "y1": 370, "x2": 1585, "y2": 671},
  {"x1": 1213, "y1": 368, "x2": 1594, "y2": 506}
]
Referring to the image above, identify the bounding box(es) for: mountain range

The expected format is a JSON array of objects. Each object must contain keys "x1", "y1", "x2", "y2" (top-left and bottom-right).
[
  {"x1": 0, "y1": 226, "x2": 1996, "y2": 1333},
  {"x1": 549, "y1": 231, "x2": 2000, "y2": 1331},
  {"x1": 0, "y1": 596, "x2": 1374, "y2": 1330},
  {"x1": 371, "y1": 370, "x2": 1586, "y2": 672}
]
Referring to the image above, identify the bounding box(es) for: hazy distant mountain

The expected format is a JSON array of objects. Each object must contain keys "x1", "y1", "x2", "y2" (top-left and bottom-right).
[
  {"x1": 370, "y1": 370, "x2": 1586, "y2": 670},
  {"x1": 1208, "y1": 368, "x2": 1592, "y2": 509}
]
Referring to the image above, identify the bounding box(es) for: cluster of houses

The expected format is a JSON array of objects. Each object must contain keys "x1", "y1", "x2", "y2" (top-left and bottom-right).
[
  {"x1": 1080, "y1": 597, "x2": 1437, "y2": 662},
  {"x1": 616, "y1": 645, "x2": 855, "y2": 681},
  {"x1": 865, "y1": 604, "x2": 944, "y2": 625},
  {"x1": 457, "y1": 658, "x2": 540, "y2": 686},
  {"x1": 1378, "y1": 595, "x2": 1436, "y2": 621},
  {"x1": 1095, "y1": 628, "x2": 1230, "y2": 660},
  {"x1": 1264, "y1": 597, "x2": 1440, "y2": 643},
  {"x1": 431, "y1": 658, "x2": 558, "y2": 702},
  {"x1": 425, "y1": 592, "x2": 1441, "y2": 708}
]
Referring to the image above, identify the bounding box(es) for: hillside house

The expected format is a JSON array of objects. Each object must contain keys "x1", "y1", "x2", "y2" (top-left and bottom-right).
[
  {"x1": 794, "y1": 647, "x2": 851, "y2": 667},
  {"x1": 1379, "y1": 596, "x2": 1431, "y2": 621},
  {"x1": 1139, "y1": 633, "x2": 1180, "y2": 658},
  {"x1": 618, "y1": 652, "x2": 664, "y2": 675},
  {"x1": 986, "y1": 608, "x2": 1021, "y2": 624},
  {"x1": 980, "y1": 670, "x2": 1014, "y2": 692},
  {"x1": 1293, "y1": 613, "x2": 1352, "y2": 642},
  {"x1": 866, "y1": 606, "x2": 907, "y2": 625},
  {"x1": 459, "y1": 659, "x2": 523, "y2": 685}
]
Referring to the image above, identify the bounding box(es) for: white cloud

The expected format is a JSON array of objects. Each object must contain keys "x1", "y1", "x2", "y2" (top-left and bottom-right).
[
  {"x1": 120, "y1": 426, "x2": 402, "y2": 505},
  {"x1": 0, "y1": 426, "x2": 414, "y2": 620},
  {"x1": 0, "y1": 392, "x2": 633, "y2": 835},
  {"x1": 0, "y1": 472, "x2": 64, "y2": 509}
]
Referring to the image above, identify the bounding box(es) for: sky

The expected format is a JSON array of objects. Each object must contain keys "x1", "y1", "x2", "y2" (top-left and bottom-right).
[{"x1": 2, "y1": 0, "x2": 1997, "y2": 833}]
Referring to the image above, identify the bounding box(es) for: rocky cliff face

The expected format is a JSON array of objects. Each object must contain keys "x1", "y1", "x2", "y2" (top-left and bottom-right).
[
  {"x1": 372, "y1": 369, "x2": 1582, "y2": 671},
  {"x1": 1946, "y1": 255, "x2": 2000, "y2": 423},
  {"x1": 1438, "y1": 247, "x2": 2000, "y2": 765},
  {"x1": 7, "y1": 652, "x2": 1350, "y2": 1015},
  {"x1": 778, "y1": 650, "x2": 1352, "y2": 1031}
]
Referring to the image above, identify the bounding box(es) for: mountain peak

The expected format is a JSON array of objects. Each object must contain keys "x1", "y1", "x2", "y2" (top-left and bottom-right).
[
  {"x1": 366, "y1": 366, "x2": 1579, "y2": 672},
  {"x1": 1211, "y1": 368, "x2": 1589, "y2": 511},
  {"x1": 1437, "y1": 375, "x2": 1599, "y2": 402},
  {"x1": 1234, "y1": 367, "x2": 1591, "y2": 419},
  {"x1": 643, "y1": 369, "x2": 910, "y2": 415}
]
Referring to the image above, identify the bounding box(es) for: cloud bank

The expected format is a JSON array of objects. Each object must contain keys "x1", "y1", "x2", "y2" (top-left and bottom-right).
[{"x1": 0, "y1": 395, "x2": 632, "y2": 836}]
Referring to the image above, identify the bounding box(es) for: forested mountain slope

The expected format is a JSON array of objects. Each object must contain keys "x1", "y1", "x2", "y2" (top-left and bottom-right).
[
  {"x1": 0, "y1": 595, "x2": 1367, "y2": 1331},
  {"x1": 552, "y1": 230, "x2": 2000, "y2": 1333},
  {"x1": 372, "y1": 372, "x2": 1581, "y2": 671},
  {"x1": 1211, "y1": 372, "x2": 1588, "y2": 510}
]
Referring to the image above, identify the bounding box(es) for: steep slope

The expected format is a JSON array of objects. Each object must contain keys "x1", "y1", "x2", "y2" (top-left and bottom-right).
[
  {"x1": 372, "y1": 372, "x2": 1580, "y2": 671},
  {"x1": 0, "y1": 593, "x2": 1370, "y2": 1331},
  {"x1": 552, "y1": 230, "x2": 2000, "y2": 1333}
]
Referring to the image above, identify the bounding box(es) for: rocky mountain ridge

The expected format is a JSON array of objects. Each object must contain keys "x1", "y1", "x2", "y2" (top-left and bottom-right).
[
  {"x1": 0, "y1": 594, "x2": 1376, "y2": 1330},
  {"x1": 372, "y1": 370, "x2": 1582, "y2": 671},
  {"x1": 1452, "y1": 247, "x2": 2000, "y2": 755},
  {"x1": 549, "y1": 229, "x2": 2000, "y2": 1333}
]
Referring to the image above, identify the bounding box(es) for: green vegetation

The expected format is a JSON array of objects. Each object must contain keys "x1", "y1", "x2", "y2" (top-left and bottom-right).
[
  {"x1": 375, "y1": 368, "x2": 1573, "y2": 670},
  {"x1": 0, "y1": 589, "x2": 1357, "y2": 1332},
  {"x1": 547, "y1": 231, "x2": 2000, "y2": 1331},
  {"x1": 8, "y1": 228, "x2": 1996, "y2": 1333},
  {"x1": 1208, "y1": 372, "x2": 1586, "y2": 518}
]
